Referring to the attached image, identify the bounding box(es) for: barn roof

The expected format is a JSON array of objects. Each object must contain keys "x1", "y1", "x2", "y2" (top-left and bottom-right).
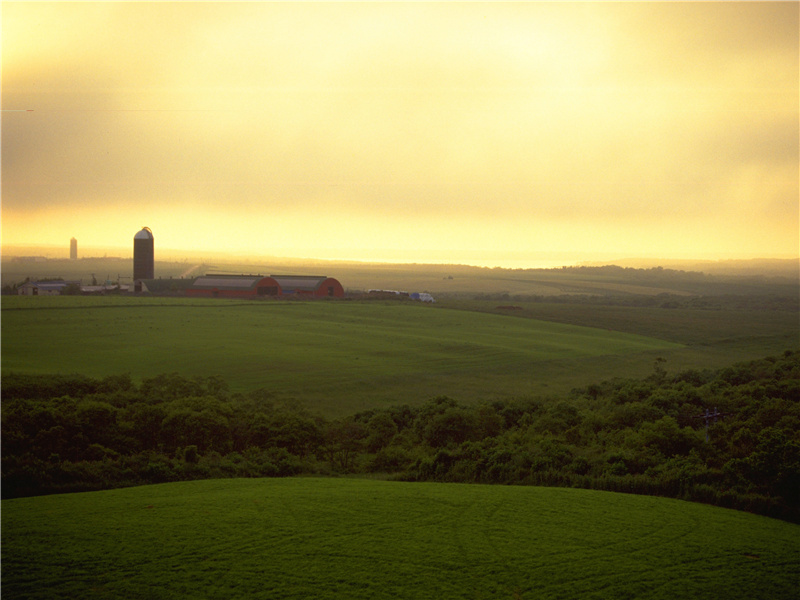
[
  {"x1": 20, "y1": 280, "x2": 79, "y2": 291},
  {"x1": 270, "y1": 275, "x2": 331, "y2": 292},
  {"x1": 138, "y1": 278, "x2": 196, "y2": 293},
  {"x1": 192, "y1": 275, "x2": 270, "y2": 291},
  {"x1": 187, "y1": 274, "x2": 339, "y2": 295}
]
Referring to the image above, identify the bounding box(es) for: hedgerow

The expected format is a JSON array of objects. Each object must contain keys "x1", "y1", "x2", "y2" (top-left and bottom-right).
[{"x1": 3, "y1": 350, "x2": 798, "y2": 522}]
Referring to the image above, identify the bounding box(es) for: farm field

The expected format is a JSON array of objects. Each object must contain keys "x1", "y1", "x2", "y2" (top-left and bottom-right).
[
  {"x1": 3, "y1": 478, "x2": 798, "y2": 600},
  {"x1": 1, "y1": 296, "x2": 686, "y2": 415},
  {"x1": 438, "y1": 298, "x2": 799, "y2": 373},
  {"x1": 3, "y1": 292, "x2": 798, "y2": 416}
]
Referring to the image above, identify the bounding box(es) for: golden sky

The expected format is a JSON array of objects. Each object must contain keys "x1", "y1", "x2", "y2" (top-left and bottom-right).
[{"x1": 2, "y1": 2, "x2": 798, "y2": 266}]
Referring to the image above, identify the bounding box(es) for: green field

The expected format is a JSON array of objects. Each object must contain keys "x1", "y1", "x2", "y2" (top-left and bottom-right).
[
  {"x1": 3, "y1": 255, "x2": 796, "y2": 413},
  {"x1": 3, "y1": 478, "x2": 798, "y2": 600},
  {"x1": 1, "y1": 296, "x2": 687, "y2": 413},
  {"x1": 440, "y1": 298, "x2": 799, "y2": 372},
  {"x1": 4, "y1": 293, "x2": 797, "y2": 415}
]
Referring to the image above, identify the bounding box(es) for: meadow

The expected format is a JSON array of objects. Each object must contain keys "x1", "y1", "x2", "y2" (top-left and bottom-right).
[
  {"x1": 3, "y1": 478, "x2": 799, "y2": 600},
  {"x1": 1, "y1": 296, "x2": 687, "y2": 415},
  {"x1": 4, "y1": 256, "x2": 796, "y2": 412}
]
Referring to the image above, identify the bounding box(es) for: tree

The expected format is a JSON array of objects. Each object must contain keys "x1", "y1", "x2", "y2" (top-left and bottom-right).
[
  {"x1": 365, "y1": 412, "x2": 398, "y2": 452},
  {"x1": 76, "y1": 400, "x2": 118, "y2": 449},
  {"x1": 423, "y1": 408, "x2": 478, "y2": 448},
  {"x1": 323, "y1": 419, "x2": 366, "y2": 471},
  {"x1": 121, "y1": 402, "x2": 166, "y2": 451}
]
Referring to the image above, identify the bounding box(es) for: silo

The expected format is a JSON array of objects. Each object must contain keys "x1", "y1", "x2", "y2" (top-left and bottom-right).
[
  {"x1": 70, "y1": 237, "x2": 77, "y2": 260},
  {"x1": 133, "y1": 227, "x2": 154, "y2": 280}
]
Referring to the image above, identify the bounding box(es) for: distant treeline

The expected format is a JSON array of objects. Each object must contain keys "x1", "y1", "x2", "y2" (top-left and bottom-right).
[
  {"x1": 538, "y1": 264, "x2": 798, "y2": 283},
  {"x1": 553, "y1": 265, "x2": 709, "y2": 278},
  {"x1": 469, "y1": 264, "x2": 800, "y2": 304},
  {"x1": 3, "y1": 351, "x2": 799, "y2": 522},
  {"x1": 470, "y1": 292, "x2": 800, "y2": 311}
]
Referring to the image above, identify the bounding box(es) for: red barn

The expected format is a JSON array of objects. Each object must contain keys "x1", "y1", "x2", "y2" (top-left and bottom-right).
[
  {"x1": 271, "y1": 275, "x2": 344, "y2": 298},
  {"x1": 187, "y1": 275, "x2": 281, "y2": 298},
  {"x1": 185, "y1": 274, "x2": 344, "y2": 298}
]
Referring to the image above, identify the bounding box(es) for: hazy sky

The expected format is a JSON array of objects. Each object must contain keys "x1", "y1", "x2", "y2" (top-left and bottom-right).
[{"x1": 2, "y1": 2, "x2": 798, "y2": 266}]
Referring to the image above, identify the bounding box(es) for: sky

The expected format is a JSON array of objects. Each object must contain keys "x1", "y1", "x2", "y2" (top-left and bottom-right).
[{"x1": 2, "y1": 2, "x2": 798, "y2": 268}]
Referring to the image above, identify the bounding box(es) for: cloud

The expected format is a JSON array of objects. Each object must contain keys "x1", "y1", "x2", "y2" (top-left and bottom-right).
[{"x1": 2, "y1": 2, "x2": 797, "y2": 261}]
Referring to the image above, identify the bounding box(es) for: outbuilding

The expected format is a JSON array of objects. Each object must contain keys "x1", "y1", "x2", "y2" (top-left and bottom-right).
[
  {"x1": 187, "y1": 275, "x2": 281, "y2": 298},
  {"x1": 183, "y1": 274, "x2": 344, "y2": 298},
  {"x1": 17, "y1": 281, "x2": 80, "y2": 296},
  {"x1": 134, "y1": 279, "x2": 195, "y2": 295},
  {"x1": 271, "y1": 275, "x2": 344, "y2": 298}
]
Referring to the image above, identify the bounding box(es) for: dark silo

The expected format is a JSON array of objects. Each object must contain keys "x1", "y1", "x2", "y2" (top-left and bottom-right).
[{"x1": 133, "y1": 227, "x2": 154, "y2": 280}]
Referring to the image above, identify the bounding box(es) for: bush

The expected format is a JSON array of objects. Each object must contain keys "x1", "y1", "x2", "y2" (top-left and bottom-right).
[{"x1": 3, "y1": 352, "x2": 799, "y2": 522}]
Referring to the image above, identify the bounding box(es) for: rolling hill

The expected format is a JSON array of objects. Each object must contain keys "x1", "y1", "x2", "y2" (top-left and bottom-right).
[
  {"x1": 1, "y1": 296, "x2": 684, "y2": 414},
  {"x1": 3, "y1": 478, "x2": 798, "y2": 600}
]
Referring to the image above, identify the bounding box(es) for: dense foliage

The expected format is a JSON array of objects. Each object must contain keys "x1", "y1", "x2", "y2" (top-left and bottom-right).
[{"x1": 3, "y1": 350, "x2": 798, "y2": 522}]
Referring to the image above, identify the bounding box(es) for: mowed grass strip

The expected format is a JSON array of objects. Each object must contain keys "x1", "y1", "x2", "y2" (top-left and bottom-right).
[
  {"x1": 3, "y1": 478, "x2": 798, "y2": 600},
  {"x1": 1, "y1": 297, "x2": 680, "y2": 406}
]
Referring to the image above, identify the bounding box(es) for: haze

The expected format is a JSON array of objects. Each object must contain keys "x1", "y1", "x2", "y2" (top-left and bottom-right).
[{"x1": 2, "y1": 2, "x2": 798, "y2": 268}]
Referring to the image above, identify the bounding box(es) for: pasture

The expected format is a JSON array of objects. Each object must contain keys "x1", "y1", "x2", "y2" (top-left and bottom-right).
[
  {"x1": 3, "y1": 478, "x2": 798, "y2": 600},
  {"x1": 0, "y1": 296, "x2": 687, "y2": 414},
  {"x1": 3, "y1": 292, "x2": 797, "y2": 415}
]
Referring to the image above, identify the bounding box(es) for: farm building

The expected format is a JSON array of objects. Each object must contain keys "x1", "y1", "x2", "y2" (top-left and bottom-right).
[
  {"x1": 17, "y1": 281, "x2": 80, "y2": 296},
  {"x1": 368, "y1": 289, "x2": 435, "y2": 302},
  {"x1": 271, "y1": 275, "x2": 344, "y2": 298},
  {"x1": 368, "y1": 289, "x2": 410, "y2": 298},
  {"x1": 134, "y1": 278, "x2": 196, "y2": 295},
  {"x1": 187, "y1": 275, "x2": 281, "y2": 298},
  {"x1": 184, "y1": 274, "x2": 344, "y2": 298}
]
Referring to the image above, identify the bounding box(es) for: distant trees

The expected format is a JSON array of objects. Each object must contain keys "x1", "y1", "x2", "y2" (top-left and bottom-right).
[{"x1": 2, "y1": 351, "x2": 799, "y2": 522}]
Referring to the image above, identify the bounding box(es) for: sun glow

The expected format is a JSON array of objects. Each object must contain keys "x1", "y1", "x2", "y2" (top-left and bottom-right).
[{"x1": 3, "y1": 2, "x2": 798, "y2": 267}]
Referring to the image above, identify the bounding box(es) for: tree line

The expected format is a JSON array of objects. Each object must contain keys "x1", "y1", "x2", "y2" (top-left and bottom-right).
[
  {"x1": 470, "y1": 292, "x2": 799, "y2": 311},
  {"x1": 2, "y1": 350, "x2": 798, "y2": 522}
]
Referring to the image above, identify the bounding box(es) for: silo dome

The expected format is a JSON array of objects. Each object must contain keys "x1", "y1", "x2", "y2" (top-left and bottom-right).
[{"x1": 134, "y1": 227, "x2": 154, "y2": 240}]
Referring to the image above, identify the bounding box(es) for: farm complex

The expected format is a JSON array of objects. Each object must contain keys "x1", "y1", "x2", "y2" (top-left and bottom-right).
[
  {"x1": 132, "y1": 228, "x2": 345, "y2": 298},
  {"x1": 11, "y1": 227, "x2": 351, "y2": 299}
]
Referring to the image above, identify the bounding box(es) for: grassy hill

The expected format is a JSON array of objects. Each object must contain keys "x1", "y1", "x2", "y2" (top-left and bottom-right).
[
  {"x1": 1, "y1": 296, "x2": 685, "y2": 414},
  {"x1": 3, "y1": 291, "x2": 797, "y2": 415},
  {"x1": 3, "y1": 478, "x2": 798, "y2": 600}
]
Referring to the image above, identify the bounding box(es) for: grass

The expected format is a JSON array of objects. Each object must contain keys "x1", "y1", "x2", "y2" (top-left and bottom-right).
[
  {"x1": 1, "y1": 296, "x2": 683, "y2": 414},
  {"x1": 438, "y1": 298, "x2": 800, "y2": 375},
  {"x1": 3, "y1": 478, "x2": 798, "y2": 600},
  {"x1": 439, "y1": 298, "x2": 796, "y2": 344}
]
